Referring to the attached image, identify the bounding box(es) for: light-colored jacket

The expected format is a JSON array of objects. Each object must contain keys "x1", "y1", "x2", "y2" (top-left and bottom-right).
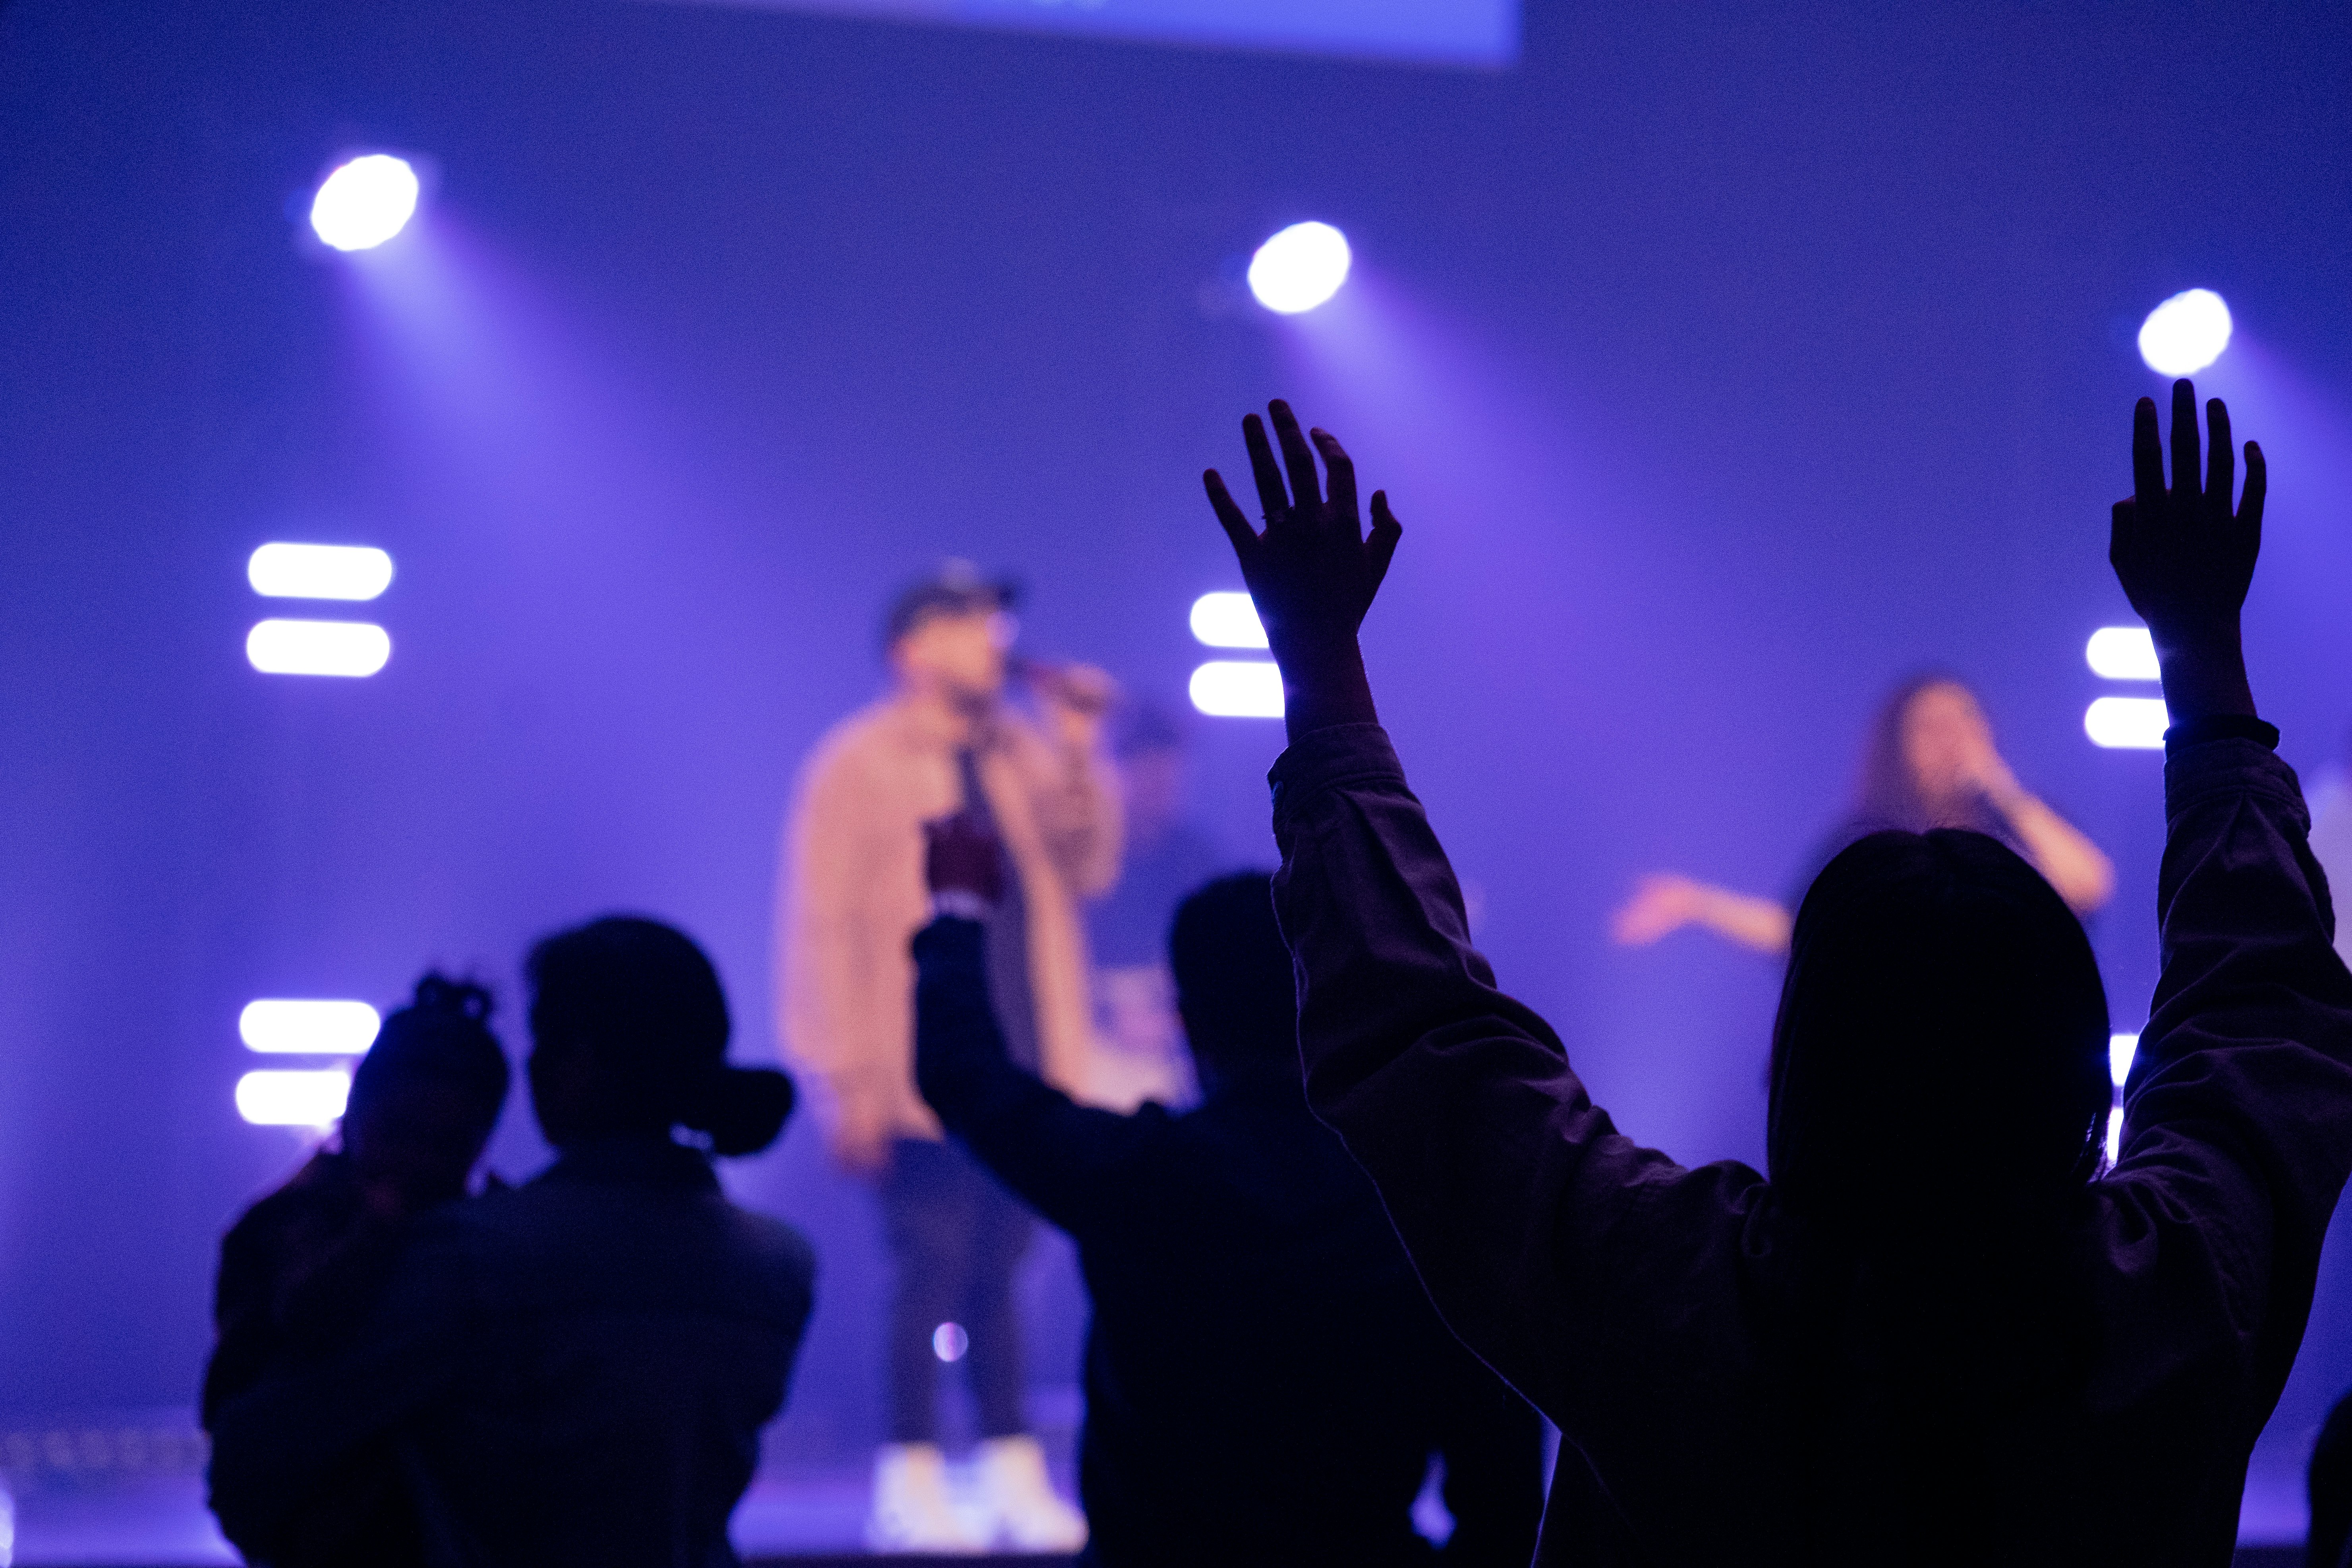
[{"x1": 777, "y1": 693, "x2": 1120, "y2": 1145}]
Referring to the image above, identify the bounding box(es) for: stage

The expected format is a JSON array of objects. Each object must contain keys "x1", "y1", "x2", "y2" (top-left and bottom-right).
[{"x1": 0, "y1": 1409, "x2": 2319, "y2": 1566}]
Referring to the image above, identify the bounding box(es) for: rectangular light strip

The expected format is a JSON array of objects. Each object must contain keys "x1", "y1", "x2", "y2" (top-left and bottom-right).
[
  {"x1": 235, "y1": 1069, "x2": 351, "y2": 1127},
  {"x1": 1189, "y1": 592, "x2": 1269, "y2": 650},
  {"x1": 240, "y1": 999, "x2": 382, "y2": 1055},
  {"x1": 247, "y1": 619, "x2": 391, "y2": 677},
  {"x1": 248, "y1": 543, "x2": 394, "y2": 601},
  {"x1": 2109, "y1": 1032, "x2": 2139, "y2": 1087},
  {"x1": 1189, "y1": 660, "x2": 1283, "y2": 718},
  {"x1": 2084, "y1": 696, "x2": 2168, "y2": 750},
  {"x1": 2085, "y1": 626, "x2": 2159, "y2": 681}
]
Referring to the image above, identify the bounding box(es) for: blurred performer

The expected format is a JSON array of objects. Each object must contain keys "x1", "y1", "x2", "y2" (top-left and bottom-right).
[
  {"x1": 1085, "y1": 702, "x2": 1225, "y2": 1112},
  {"x1": 1613, "y1": 673, "x2": 2113, "y2": 957},
  {"x1": 778, "y1": 561, "x2": 1113, "y2": 1552}
]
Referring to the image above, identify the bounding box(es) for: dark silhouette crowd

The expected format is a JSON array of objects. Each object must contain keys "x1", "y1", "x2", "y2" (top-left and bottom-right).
[{"x1": 203, "y1": 380, "x2": 2352, "y2": 1567}]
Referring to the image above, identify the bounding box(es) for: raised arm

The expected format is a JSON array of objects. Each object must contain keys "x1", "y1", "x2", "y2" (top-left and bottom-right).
[
  {"x1": 912, "y1": 813, "x2": 1158, "y2": 1237},
  {"x1": 2107, "y1": 382, "x2": 2352, "y2": 1349},
  {"x1": 1206, "y1": 403, "x2": 1757, "y2": 1420},
  {"x1": 1610, "y1": 873, "x2": 1793, "y2": 956}
]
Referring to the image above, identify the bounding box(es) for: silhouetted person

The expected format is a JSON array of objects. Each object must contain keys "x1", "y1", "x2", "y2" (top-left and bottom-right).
[
  {"x1": 208, "y1": 917, "x2": 815, "y2": 1568},
  {"x1": 203, "y1": 974, "x2": 508, "y2": 1568},
  {"x1": 1612, "y1": 672, "x2": 2114, "y2": 957},
  {"x1": 914, "y1": 829, "x2": 1546, "y2": 1568},
  {"x1": 1199, "y1": 388, "x2": 2352, "y2": 1565},
  {"x1": 2314, "y1": 1390, "x2": 2352, "y2": 1568}
]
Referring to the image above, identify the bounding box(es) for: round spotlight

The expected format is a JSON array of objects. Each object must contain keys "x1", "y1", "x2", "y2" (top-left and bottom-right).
[
  {"x1": 309, "y1": 154, "x2": 421, "y2": 252},
  {"x1": 1247, "y1": 221, "x2": 1351, "y2": 315},
  {"x1": 2137, "y1": 288, "x2": 2232, "y2": 376}
]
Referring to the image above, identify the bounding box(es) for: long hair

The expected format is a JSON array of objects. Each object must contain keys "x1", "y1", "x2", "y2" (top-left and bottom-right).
[
  {"x1": 1765, "y1": 829, "x2": 2111, "y2": 1554},
  {"x1": 1850, "y1": 671, "x2": 1985, "y2": 832}
]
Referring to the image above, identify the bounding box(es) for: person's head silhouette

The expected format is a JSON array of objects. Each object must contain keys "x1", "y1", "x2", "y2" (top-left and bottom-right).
[
  {"x1": 1766, "y1": 829, "x2": 2110, "y2": 1234},
  {"x1": 1167, "y1": 872, "x2": 1295, "y2": 1092},
  {"x1": 345, "y1": 973, "x2": 508, "y2": 1214},
  {"x1": 525, "y1": 916, "x2": 795, "y2": 1156}
]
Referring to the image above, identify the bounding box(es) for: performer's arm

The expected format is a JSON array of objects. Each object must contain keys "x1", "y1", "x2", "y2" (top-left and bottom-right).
[
  {"x1": 1969, "y1": 758, "x2": 2117, "y2": 914},
  {"x1": 779, "y1": 744, "x2": 895, "y2": 1174},
  {"x1": 1610, "y1": 873, "x2": 1792, "y2": 955},
  {"x1": 912, "y1": 814, "x2": 1155, "y2": 1234}
]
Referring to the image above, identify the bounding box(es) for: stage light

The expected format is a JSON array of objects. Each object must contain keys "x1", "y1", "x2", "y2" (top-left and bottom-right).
[
  {"x1": 235, "y1": 1068, "x2": 351, "y2": 1127},
  {"x1": 1247, "y1": 222, "x2": 1351, "y2": 315},
  {"x1": 246, "y1": 619, "x2": 391, "y2": 677},
  {"x1": 2106, "y1": 1102, "x2": 2124, "y2": 1167},
  {"x1": 2085, "y1": 626, "x2": 2159, "y2": 681},
  {"x1": 1189, "y1": 660, "x2": 1283, "y2": 718},
  {"x1": 2084, "y1": 696, "x2": 2168, "y2": 750},
  {"x1": 2109, "y1": 1033, "x2": 2139, "y2": 1087},
  {"x1": 239, "y1": 999, "x2": 382, "y2": 1055},
  {"x1": 2137, "y1": 288, "x2": 2232, "y2": 377},
  {"x1": 309, "y1": 155, "x2": 420, "y2": 252},
  {"x1": 249, "y1": 543, "x2": 394, "y2": 601},
  {"x1": 1189, "y1": 592, "x2": 1268, "y2": 649},
  {"x1": 932, "y1": 1322, "x2": 969, "y2": 1363}
]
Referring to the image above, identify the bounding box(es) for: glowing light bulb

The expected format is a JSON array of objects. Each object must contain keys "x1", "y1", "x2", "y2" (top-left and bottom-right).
[
  {"x1": 1247, "y1": 222, "x2": 1351, "y2": 314},
  {"x1": 309, "y1": 155, "x2": 421, "y2": 252},
  {"x1": 2137, "y1": 289, "x2": 2232, "y2": 376}
]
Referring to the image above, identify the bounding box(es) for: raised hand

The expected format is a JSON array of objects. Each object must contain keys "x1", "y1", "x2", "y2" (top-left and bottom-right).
[
  {"x1": 924, "y1": 810, "x2": 1007, "y2": 905},
  {"x1": 1203, "y1": 400, "x2": 1401, "y2": 738},
  {"x1": 2108, "y1": 378, "x2": 2264, "y2": 723}
]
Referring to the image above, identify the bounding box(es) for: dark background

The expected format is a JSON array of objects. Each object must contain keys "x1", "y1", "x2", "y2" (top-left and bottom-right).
[{"x1": 3, "y1": 0, "x2": 2348, "y2": 1483}]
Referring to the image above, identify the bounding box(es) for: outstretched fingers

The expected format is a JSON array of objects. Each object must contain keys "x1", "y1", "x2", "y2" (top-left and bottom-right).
[
  {"x1": 2132, "y1": 396, "x2": 2165, "y2": 509},
  {"x1": 1312, "y1": 427, "x2": 1357, "y2": 521},
  {"x1": 1268, "y1": 400, "x2": 1323, "y2": 515},
  {"x1": 1242, "y1": 413, "x2": 1290, "y2": 523},
  {"x1": 2170, "y1": 379, "x2": 2201, "y2": 499},
  {"x1": 2241, "y1": 441, "x2": 2267, "y2": 543},
  {"x1": 2205, "y1": 398, "x2": 2234, "y2": 512},
  {"x1": 1366, "y1": 491, "x2": 1403, "y2": 598},
  {"x1": 1203, "y1": 470, "x2": 1259, "y2": 562}
]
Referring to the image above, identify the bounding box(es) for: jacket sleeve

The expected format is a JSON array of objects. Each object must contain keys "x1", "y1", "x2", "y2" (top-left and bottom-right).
[
  {"x1": 2107, "y1": 737, "x2": 2352, "y2": 1393},
  {"x1": 1011, "y1": 720, "x2": 1123, "y2": 900},
  {"x1": 1267, "y1": 723, "x2": 1761, "y2": 1425},
  {"x1": 912, "y1": 915, "x2": 1156, "y2": 1235},
  {"x1": 778, "y1": 741, "x2": 895, "y2": 1114}
]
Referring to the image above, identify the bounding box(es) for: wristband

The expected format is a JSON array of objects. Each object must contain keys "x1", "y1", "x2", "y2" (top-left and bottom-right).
[{"x1": 2164, "y1": 714, "x2": 2279, "y2": 754}]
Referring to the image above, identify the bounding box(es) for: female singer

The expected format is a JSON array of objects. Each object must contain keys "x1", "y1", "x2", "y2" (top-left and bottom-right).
[{"x1": 1612, "y1": 674, "x2": 2114, "y2": 957}]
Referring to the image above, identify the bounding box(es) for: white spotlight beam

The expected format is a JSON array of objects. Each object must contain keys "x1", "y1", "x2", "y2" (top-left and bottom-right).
[
  {"x1": 310, "y1": 155, "x2": 421, "y2": 253},
  {"x1": 2137, "y1": 288, "x2": 2233, "y2": 377},
  {"x1": 1247, "y1": 222, "x2": 1352, "y2": 315}
]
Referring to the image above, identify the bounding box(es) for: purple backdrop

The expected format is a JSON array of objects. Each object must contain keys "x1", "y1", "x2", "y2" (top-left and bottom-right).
[{"x1": 2, "y1": 0, "x2": 2349, "y2": 1481}]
